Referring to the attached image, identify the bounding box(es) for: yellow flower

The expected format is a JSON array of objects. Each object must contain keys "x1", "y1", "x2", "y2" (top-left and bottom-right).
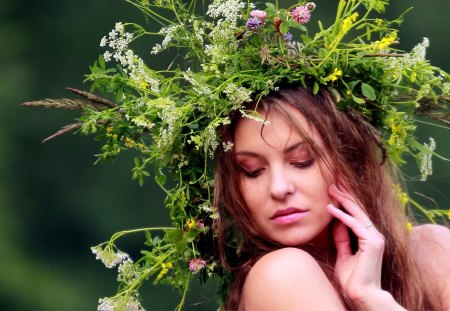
[
  {"x1": 394, "y1": 184, "x2": 409, "y2": 206},
  {"x1": 186, "y1": 218, "x2": 197, "y2": 230},
  {"x1": 155, "y1": 261, "x2": 173, "y2": 283},
  {"x1": 406, "y1": 222, "x2": 413, "y2": 232},
  {"x1": 373, "y1": 32, "x2": 397, "y2": 50},
  {"x1": 342, "y1": 12, "x2": 359, "y2": 33},
  {"x1": 140, "y1": 80, "x2": 148, "y2": 89},
  {"x1": 447, "y1": 211, "x2": 450, "y2": 220},
  {"x1": 325, "y1": 68, "x2": 343, "y2": 82},
  {"x1": 124, "y1": 137, "x2": 136, "y2": 148},
  {"x1": 162, "y1": 262, "x2": 173, "y2": 269},
  {"x1": 375, "y1": 18, "x2": 383, "y2": 26},
  {"x1": 387, "y1": 117, "x2": 406, "y2": 147}
]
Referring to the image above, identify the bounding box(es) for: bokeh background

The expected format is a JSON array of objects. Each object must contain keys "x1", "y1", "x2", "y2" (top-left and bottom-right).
[{"x1": 1, "y1": 0, "x2": 449, "y2": 310}]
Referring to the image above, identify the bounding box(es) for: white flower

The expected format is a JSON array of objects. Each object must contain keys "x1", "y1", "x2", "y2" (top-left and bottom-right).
[
  {"x1": 419, "y1": 137, "x2": 436, "y2": 181},
  {"x1": 97, "y1": 297, "x2": 114, "y2": 311},
  {"x1": 182, "y1": 68, "x2": 214, "y2": 97},
  {"x1": 103, "y1": 51, "x2": 112, "y2": 62},
  {"x1": 223, "y1": 83, "x2": 252, "y2": 109},
  {"x1": 239, "y1": 109, "x2": 270, "y2": 125},
  {"x1": 382, "y1": 38, "x2": 432, "y2": 82},
  {"x1": 91, "y1": 245, "x2": 130, "y2": 269},
  {"x1": 100, "y1": 23, "x2": 160, "y2": 93},
  {"x1": 441, "y1": 82, "x2": 450, "y2": 95},
  {"x1": 100, "y1": 36, "x2": 108, "y2": 47},
  {"x1": 222, "y1": 141, "x2": 234, "y2": 152},
  {"x1": 207, "y1": 0, "x2": 246, "y2": 24},
  {"x1": 97, "y1": 295, "x2": 144, "y2": 311},
  {"x1": 151, "y1": 24, "x2": 182, "y2": 54}
]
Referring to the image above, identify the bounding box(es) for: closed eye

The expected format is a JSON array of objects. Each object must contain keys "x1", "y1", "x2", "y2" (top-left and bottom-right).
[
  {"x1": 242, "y1": 167, "x2": 264, "y2": 178},
  {"x1": 292, "y1": 158, "x2": 315, "y2": 169}
]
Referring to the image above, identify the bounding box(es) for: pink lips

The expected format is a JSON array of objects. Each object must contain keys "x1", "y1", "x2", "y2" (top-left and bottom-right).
[{"x1": 270, "y1": 207, "x2": 307, "y2": 225}]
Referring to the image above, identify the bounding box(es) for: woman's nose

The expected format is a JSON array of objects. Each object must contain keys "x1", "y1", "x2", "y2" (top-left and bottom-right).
[{"x1": 269, "y1": 169, "x2": 295, "y2": 200}]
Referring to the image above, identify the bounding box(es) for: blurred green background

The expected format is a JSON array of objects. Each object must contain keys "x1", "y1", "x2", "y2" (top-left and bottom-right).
[{"x1": 1, "y1": 0, "x2": 449, "y2": 310}]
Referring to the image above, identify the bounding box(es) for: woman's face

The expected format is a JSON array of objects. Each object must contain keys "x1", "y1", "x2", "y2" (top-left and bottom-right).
[{"x1": 234, "y1": 105, "x2": 333, "y2": 247}]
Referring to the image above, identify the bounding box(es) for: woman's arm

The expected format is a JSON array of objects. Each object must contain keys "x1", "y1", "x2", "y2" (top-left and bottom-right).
[{"x1": 241, "y1": 248, "x2": 346, "y2": 311}]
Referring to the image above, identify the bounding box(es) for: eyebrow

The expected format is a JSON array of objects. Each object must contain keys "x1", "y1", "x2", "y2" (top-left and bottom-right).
[{"x1": 235, "y1": 141, "x2": 306, "y2": 157}]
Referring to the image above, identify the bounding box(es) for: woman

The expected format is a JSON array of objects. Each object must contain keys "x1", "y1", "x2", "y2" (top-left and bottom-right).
[
  {"x1": 26, "y1": 1, "x2": 450, "y2": 310},
  {"x1": 215, "y1": 85, "x2": 450, "y2": 310}
]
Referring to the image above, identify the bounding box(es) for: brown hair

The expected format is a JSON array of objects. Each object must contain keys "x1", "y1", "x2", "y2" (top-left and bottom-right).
[{"x1": 214, "y1": 85, "x2": 439, "y2": 310}]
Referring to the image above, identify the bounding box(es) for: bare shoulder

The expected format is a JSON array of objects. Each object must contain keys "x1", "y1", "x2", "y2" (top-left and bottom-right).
[
  {"x1": 410, "y1": 224, "x2": 450, "y2": 254},
  {"x1": 241, "y1": 248, "x2": 345, "y2": 311},
  {"x1": 410, "y1": 224, "x2": 450, "y2": 308}
]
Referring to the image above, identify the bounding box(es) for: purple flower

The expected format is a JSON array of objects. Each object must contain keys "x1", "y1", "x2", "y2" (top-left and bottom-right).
[
  {"x1": 189, "y1": 258, "x2": 206, "y2": 274},
  {"x1": 292, "y1": 5, "x2": 311, "y2": 24},
  {"x1": 246, "y1": 17, "x2": 261, "y2": 30},
  {"x1": 284, "y1": 32, "x2": 293, "y2": 42}
]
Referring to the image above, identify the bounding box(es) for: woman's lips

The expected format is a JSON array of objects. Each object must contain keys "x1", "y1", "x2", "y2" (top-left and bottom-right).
[{"x1": 270, "y1": 207, "x2": 308, "y2": 225}]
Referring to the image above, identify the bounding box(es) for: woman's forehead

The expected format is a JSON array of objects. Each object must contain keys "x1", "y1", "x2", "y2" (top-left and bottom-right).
[{"x1": 234, "y1": 105, "x2": 321, "y2": 151}]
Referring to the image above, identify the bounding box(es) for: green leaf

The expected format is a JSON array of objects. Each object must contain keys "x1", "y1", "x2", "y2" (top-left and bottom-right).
[
  {"x1": 280, "y1": 22, "x2": 289, "y2": 34},
  {"x1": 98, "y1": 55, "x2": 106, "y2": 70},
  {"x1": 265, "y1": 3, "x2": 276, "y2": 16},
  {"x1": 352, "y1": 95, "x2": 366, "y2": 104},
  {"x1": 144, "y1": 231, "x2": 152, "y2": 246},
  {"x1": 155, "y1": 169, "x2": 167, "y2": 186},
  {"x1": 362, "y1": 83, "x2": 376, "y2": 100},
  {"x1": 301, "y1": 34, "x2": 312, "y2": 45},
  {"x1": 348, "y1": 80, "x2": 361, "y2": 90},
  {"x1": 313, "y1": 82, "x2": 319, "y2": 95},
  {"x1": 287, "y1": 20, "x2": 307, "y2": 32}
]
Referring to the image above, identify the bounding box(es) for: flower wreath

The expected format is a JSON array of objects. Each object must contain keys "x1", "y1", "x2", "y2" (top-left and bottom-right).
[{"x1": 24, "y1": 0, "x2": 450, "y2": 310}]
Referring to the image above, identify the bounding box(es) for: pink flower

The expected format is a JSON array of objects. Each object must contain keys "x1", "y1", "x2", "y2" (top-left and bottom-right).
[
  {"x1": 291, "y1": 5, "x2": 311, "y2": 24},
  {"x1": 189, "y1": 258, "x2": 206, "y2": 273},
  {"x1": 197, "y1": 219, "x2": 205, "y2": 228},
  {"x1": 250, "y1": 10, "x2": 267, "y2": 21}
]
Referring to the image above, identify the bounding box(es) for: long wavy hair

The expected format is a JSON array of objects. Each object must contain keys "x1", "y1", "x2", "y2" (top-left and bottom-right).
[{"x1": 214, "y1": 85, "x2": 439, "y2": 310}]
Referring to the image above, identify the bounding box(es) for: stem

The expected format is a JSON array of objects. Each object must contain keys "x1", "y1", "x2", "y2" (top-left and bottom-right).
[
  {"x1": 110, "y1": 227, "x2": 175, "y2": 244},
  {"x1": 409, "y1": 197, "x2": 436, "y2": 224},
  {"x1": 174, "y1": 273, "x2": 191, "y2": 311}
]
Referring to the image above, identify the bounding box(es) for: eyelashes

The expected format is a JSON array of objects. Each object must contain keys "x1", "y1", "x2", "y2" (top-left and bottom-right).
[
  {"x1": 242, "y1": 169, "x2": 263, "y2": 178},
  {"x1": 292, "y1": 158, "x2": 315, "y2": 169},
  {"x1": 241, "y1": 158, "x2": 315, "y2": 178}
]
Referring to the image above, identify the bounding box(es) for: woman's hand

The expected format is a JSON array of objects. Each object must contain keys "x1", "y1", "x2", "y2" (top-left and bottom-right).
[{"x1": 327, "y1": 185, "x2": 405, "y2": 310}]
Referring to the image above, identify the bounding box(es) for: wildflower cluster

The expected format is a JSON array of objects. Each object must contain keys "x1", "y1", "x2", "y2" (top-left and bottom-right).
[
  {"x1": 26, "y1": 0, "x2": 450, "y2": 309},
  {"x1": 91, "y1": 244, "x2": 130, "y2": 269},
  {"x1": 419, "y1": 137, "x2": 436, "y2": 181}
]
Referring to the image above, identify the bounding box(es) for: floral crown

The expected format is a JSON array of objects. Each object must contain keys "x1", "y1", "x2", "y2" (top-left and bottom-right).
[{"x1": 24, "y1": 0, "x2": 450, "y2": 309}]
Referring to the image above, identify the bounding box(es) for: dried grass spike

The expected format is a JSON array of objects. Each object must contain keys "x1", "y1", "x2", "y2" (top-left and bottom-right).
[
  {"x1": 66, "y1": 87, "x2": 117, "y2": 109},
  {"x1": 42, "y1": 123, "x2": 82, "y2": 143},
  {"x1": 22, "y1": 98, "x2": 95, "y2": 110}
]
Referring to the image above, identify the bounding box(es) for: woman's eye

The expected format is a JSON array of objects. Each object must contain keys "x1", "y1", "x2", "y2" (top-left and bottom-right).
[
  {"x1": 292, "y1": 158, "x2": 314, "y2": 169},
  {"x1": 242, "y1": 168, "x2": 263, "y2": 178}
]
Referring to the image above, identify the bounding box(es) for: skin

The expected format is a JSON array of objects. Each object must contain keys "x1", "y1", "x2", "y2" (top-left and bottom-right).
[
  {"x1": 234, "y1": 105, "x2": 414, "y2": 310},
  {"x1": 234, "y1": 106, "x2": 333, "y2": 248},
  {"x1": 410, "y1": 224, "x2": 450, "y2": 310}
]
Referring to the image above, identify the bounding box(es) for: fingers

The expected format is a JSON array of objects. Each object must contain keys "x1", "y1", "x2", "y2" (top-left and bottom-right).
[
  {"x1": 327, "y1": 203, "x2": 373, "y2": 241},
  {"x1": 330, "y1": 217, "x2": 352, "y2": 260},
  {"x1": 328, "y1": 184, "x2": 370, "y2": 225}
]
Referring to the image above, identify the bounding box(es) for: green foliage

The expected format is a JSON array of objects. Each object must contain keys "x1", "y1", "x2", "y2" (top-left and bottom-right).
[{"x1": 42, "y1": 0, "x2": 450, "y2": 309}]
